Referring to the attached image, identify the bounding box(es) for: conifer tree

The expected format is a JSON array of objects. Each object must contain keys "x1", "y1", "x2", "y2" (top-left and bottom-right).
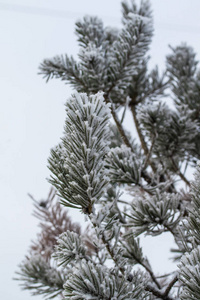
[{"x1": 16, "y1": 0, "x2": 200, "y2": 299}]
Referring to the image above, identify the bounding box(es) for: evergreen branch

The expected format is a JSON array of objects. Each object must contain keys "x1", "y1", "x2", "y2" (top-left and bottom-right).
[
  {"x1": 106, "y1": 96, "x2": 155, "y2": 191},
  {"x1": 127, "y1": 192, "x2": 182, "y2": 237},
  {"x1": 110, "y1": 1, "x2": 153, "y2": 88},
  {"x1": 48, "y1": 92, "x2": 111, "y2": 211},
  {"x1": 53, "y1": 231, "x2": 87, "y2": 267},
  {"x1": 139, "y1": 77, "x2": 170, "y2": 103},
  {"x1": 178, "y1": 238, "x2": 200, "y2": 299},
  {"x1": 106, "y1": 145, "x2": 141, "y2": 185},
  {"x1": 130, "y1": 103, "x2": 178, "y2": 193},
  {"x1": 64, "y1": 260, "x2": 144, "y2": 299},
  {"x1": 39, "y1": 55, "x2": 88, "y2": 92},
  {"x1": 89, "y1": 213, "x2": 125, "y2": 276},
  {"x1": 15, "y1": 256, "x2": 65, "y2": 299},
  {"x1": 121, "y1": 234, "x2": 161, "y2": 289},
  {"x1": 75, "y1": 16, "x2": 104, "y2": 48},
  {"x1": 18, "y1": 1, "x2": 200, "y2": 299}
]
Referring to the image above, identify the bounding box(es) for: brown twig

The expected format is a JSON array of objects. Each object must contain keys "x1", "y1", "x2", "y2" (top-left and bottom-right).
[
  {"x1": 171, "y1": 158, "x2": 190, "y2": 187},
  {"x1": 105, "y1": 96, "x2": 160, "y2": 192},
  {"x1": 89, "y1": 214, "x2": 125, "y2": 275},
  {"x1": 143, "y1": 134, "x2": 156, "y2": 171},
  {"x1": 110, "y1": 103, "x2": 134, "y2": 151},
  {"x1": 163, "y1": 275, "x2": 178, "y2": 298},
  {"x1": 130, "y1": 104, "x2": 149, "y2": 157},
  {"x1": 130, "y1": 104, "x2": 158, "y2": 174},
  {"x1": 146, "y1": 275, "x2": 178, "y2": 300},
  {"x1": 146, "y1": 285, "x2": 174, "y2": 300}
]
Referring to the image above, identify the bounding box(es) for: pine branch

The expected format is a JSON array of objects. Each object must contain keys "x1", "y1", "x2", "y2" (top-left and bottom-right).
[
  {"x1": 121, "y1": 234, "x2": 161, "y2": 289},
  {"x1": 39, "y1": 55, "x2": 89, "y2": 92},
  {"x1": 130, "y1": 103, "x2": 178, "y2": 194},
  {"x1": 139, "y1": 76, "x2": 170, "y2": 103},
  {"x1": 105, "y1": 96, "x2": 157, "y2": 192},
  {"x1": 75, "y1": 16, "x2": 104, "y2": 48},
  {"x1": 17, "y1": 1, "x2": 200, "y2": 299},
  {"x1": 15, "y1": 256, "x2": 65, "y2": 299},
  {"x1": 89, "y1": 213, "x2": 125, "y2": 275},
  {"x1": 127, "y1": 192, "x2": 182, "y2": 237},
  {"x1": 48, "y1": 92, "x2": 111, "y2": 212}
]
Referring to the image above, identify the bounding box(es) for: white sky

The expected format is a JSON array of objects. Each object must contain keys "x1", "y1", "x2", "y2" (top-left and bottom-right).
[{"x1": 0, "y1": 1, "x2": 200, "y2": 299}]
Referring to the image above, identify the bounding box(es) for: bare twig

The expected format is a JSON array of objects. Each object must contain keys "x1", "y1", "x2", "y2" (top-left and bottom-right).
[
  {"x1": 130, "y1": 104, "x2": 150, "y2": 158},
  {"x1": 141, "y1": 261, "x2": 161, "y2": 290},
  {"x1": 110, "y1": 102, "x2": 134, "y2": 151},
  {"x1": 89, "y1": 213, "x2": 125, "y2": 275},
  {"x1": 156, "y1": 271, "x2": 177, "y2": 279},
  {"x1": 143, "y1": 134, "x2": 156, "y2": 171},
  {"x1": 146, "y1": 275, "x2": 178, "y2": 300},
  {"x1": 146, "y1": 285, "x2": 174, "y2": 300},
  {"x1": 163, "y1": 275, "x2": 178, "y2": 298},
  {"x1": 171, "y1": 158, "x2": 190, "y2": 187}
]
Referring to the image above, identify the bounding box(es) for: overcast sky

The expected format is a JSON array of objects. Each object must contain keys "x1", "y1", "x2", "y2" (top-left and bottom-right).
[{"x1": 0, "y1": 0, "x2": 200, "y2": 299}]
